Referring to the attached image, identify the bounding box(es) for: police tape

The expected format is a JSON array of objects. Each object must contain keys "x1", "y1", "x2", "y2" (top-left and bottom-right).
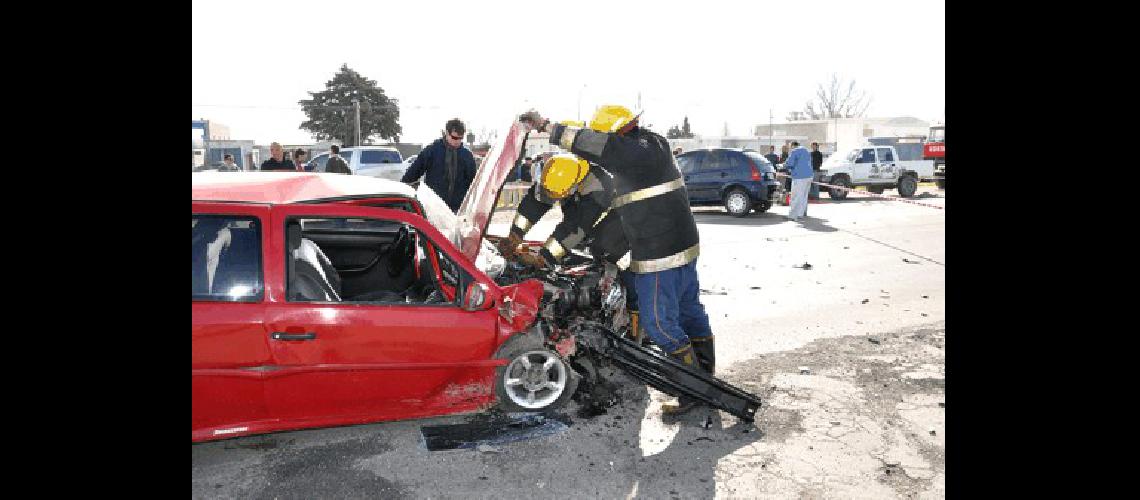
[
  {"x1": 775, "y1": 172, "x2": 944, "y2": 210},
  {"x1": 498, "y1": 177, "x2": 945, "y2": 212}
]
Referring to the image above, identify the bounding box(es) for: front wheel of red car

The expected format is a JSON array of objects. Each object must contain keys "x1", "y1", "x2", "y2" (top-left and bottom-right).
[{"x1": 493, "y1": 334, "x2": 579, "y2": 413}]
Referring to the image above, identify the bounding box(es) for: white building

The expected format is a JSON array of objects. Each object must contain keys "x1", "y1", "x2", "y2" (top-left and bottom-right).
[{"x1": 753, "y1": 116, "x2": 931, "y2": 154}]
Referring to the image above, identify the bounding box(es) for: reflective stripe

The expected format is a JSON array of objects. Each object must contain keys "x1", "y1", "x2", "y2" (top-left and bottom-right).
[
  {"x1": 543, "y1": 237, "x2": 566, "y2": 260},
  {"x1": 513, "y1": 214, "x2": 533, "y2": 234},
  {"x1": 591, "y1": 209, "x2": 610, "y2": 228},
  {"x1": 628, "y1": 243, "x2": 700, "y2": 273},
  {"x1": 612, "y1": 177, "x2": 685, "y2": 208},
  {"x1": 559, "y1": 126, "x2": 579, "y2": 151}
]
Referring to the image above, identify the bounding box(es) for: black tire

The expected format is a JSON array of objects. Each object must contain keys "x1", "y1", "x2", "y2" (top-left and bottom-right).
[
  {"x1": 493, "y1": 333, "x2": 578, "y2": 413},
  {"x1": 935, "y1": 179, "x2": 946, "y2": 190},
  {"x1": 897, "y1": 175, "x2": 917, "y2": 197},
  {"x1": 723, "y1": 187, "x2": 751, "y2": 217},
  {"x1": 828, "y1": 175, "x2": 850, "y2": 200},
  {"x1": 867, "y1": 186, "x2": 885, "y2": 194},
  {"x1": 753, "y1": 200, "x2": 772, "y2": 213}
]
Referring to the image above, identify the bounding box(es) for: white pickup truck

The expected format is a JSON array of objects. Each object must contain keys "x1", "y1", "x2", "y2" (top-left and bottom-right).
[{"x1": 819, "y1": 144, "x2": 934, "y2": 199}]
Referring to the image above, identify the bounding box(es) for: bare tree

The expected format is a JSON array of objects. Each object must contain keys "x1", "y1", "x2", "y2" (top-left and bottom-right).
[{"x1": 803, "y1": 73, "x2": 873, "y2": 119}]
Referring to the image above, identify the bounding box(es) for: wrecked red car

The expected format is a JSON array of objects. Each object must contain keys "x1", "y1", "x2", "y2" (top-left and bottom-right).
[{"x1": 192, "y1": 124, "x2": 635, "y2": 442}]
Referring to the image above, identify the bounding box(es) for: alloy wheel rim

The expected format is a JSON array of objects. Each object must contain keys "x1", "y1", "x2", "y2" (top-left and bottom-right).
[
  {"x1": 728, "y1": 193, "x2": 747, "y2": 213},
  {"x1": 503, "y1": 350, "x2": 567, "y2": 409}
]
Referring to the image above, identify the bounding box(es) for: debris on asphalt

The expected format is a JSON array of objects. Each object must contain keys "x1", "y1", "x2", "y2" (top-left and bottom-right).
[
  {"x1": 843, "y1": 246, "x2": 849, "y2": 249},
  {"x1": 700, "y1": 288, "x2": 728, "y2": 295},
  {"x1": 796, "y1": 262, "x2": 813, "y2": 270},
  {"x1": 798, "y1": 366, "x2": 811, "y2": 374},
  {"x1": 750, "y1": 286, "x2": 762, "y2": 289},
  {"x1": 868, "y1": 338, "x2": 881, "y2": 344},
  {"x1": 902, "y1": 258, "x2": 920, "y2": 264},
  {"x1": 922, "y1": 295, "x2": 929, "y2": 299},
  {"x1": 929, "y1": 429, "x2": 937, "y2": 436},
  {"x1": 420, "y1": 413, "x2": 569, "y2": 451},
  {"x1": 938, "y1": 402, "x2": 945, "y2": 408},
  {"x1": 861, "y1": 299, "x2": 870, "y2": 304},
  {"x1": 921, "y1": 313, "x2": 928, "y2": 317}
]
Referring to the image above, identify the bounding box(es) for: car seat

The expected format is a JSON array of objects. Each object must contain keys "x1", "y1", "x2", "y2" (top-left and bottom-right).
[{"x1": 287, "y1": 221, "x2": 342, "y2": 302}]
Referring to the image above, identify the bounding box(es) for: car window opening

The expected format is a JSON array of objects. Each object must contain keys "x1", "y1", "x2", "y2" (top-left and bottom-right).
[{"x1": 286, "y1": 217, "x2": 459, "y2": 305}]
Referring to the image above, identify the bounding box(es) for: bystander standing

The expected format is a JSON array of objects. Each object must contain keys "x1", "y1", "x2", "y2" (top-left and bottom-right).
[
  {"x1": 260, "y1": 142, "x2": 296, "y2": 171},
  {"x1": 400, "y1": 118, "x2": 477, "y2": 212},
  {"x1": 764, "y1": 146, "x2": 780, "y2": 168},
  {"x1": 294, "y1": 149, "x2": 309, "y2": 172},
  {"x1": 785, "y1": 141, "x2": 813, "y2": 221},
  {"x1": 809, "y1": 142, "x2": 823, "y2": 200},
  {"x1": 325, "y1": 145, "x2": 351, "y2": 174}
]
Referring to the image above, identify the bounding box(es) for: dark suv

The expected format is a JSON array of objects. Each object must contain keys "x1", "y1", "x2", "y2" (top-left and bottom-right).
[{"x1": 676, "y1": 148, "x2": 782, "y2": 217}]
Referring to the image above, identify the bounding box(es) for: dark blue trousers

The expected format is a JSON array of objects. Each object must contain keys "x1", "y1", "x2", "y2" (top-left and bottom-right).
[{"x1": 632, "y1": 259, "x2": 713, "y2": 354}]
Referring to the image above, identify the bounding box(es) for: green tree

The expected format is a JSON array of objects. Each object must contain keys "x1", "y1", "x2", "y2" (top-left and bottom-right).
[{"x1": 299, "y1": 64, "x2": 402, "y2": 146}]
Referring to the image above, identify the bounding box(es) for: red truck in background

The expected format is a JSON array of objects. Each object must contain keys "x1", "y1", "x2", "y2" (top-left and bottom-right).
[{"x1": 923, "y1": 125, "x2": 945, "y2": 189}]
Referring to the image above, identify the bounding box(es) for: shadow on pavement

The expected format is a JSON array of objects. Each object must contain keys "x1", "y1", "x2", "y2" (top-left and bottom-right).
[
  {"x1": 796, "y1": 216, "x2": 839, "y2": 233},
  {"x1": 692, "y1": 211, "x2": 790, "y2": 227}
]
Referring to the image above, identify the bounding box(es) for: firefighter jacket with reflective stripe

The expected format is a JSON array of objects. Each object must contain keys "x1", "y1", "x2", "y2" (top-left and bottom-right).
[
  {"x1": 509, "y1": 168, "x2": 629, "y2": 265},
  {"x1": 548, "y1": 124, "x2": 699, "y2": 273}
]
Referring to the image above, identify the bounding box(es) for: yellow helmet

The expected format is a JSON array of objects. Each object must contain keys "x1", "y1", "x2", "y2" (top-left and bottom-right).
[
  {"x1": 589, "y1": 105, "x2": 636, "y2": 133},
  {"x1": 539, "y1": 153, "x2": 590, "y2": 201},
  {"x1": 560, "y1": 120, "x2": 586, "y2": 127}
]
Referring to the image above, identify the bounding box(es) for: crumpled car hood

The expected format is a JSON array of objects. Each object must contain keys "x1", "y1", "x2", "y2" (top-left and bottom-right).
[{"x1": 453, "y1": 120, "x2": 528, "y2": 261}]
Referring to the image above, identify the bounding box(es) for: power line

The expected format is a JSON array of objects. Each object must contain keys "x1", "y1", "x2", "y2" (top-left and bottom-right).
[{"x1": 191, "y1": 103, "x2": 440, "y2": 110}]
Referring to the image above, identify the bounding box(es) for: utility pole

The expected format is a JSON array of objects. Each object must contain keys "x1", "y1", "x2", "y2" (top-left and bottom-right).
[
  {"x1": 577, "y1": 84, "x2": 587, "y2": 122},
  {"x1": 769, "y1": 108, "x2": 773, "y2": 147},
  {"x1": 352, "y1": 99, "x2": 361, "y2": 147}
]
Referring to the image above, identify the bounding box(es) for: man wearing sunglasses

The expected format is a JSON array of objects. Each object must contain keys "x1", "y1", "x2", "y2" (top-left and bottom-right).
[{"x1": 401, "y1": 118, "x2": 477, "y2": 213}]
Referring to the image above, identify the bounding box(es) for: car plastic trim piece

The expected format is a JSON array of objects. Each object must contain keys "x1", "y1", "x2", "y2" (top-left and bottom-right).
[{"x1": 575, "y1": 324, "x2": 761, "y2": 423}]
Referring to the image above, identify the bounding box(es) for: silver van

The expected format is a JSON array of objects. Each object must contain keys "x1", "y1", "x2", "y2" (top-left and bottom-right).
[{"x1": 308, "y1": 146, "x2": 405, "y2": 181}]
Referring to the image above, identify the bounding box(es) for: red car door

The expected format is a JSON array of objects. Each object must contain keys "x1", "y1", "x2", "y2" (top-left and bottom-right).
[
  {"x1": 262, "y1": 204, "x2": 501, "y2": 428},
  {"x1": 192, "y1": 203, "x2": 273, "y2": 440}
]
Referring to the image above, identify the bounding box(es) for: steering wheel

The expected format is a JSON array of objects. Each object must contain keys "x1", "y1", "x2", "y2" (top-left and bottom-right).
[{"x1": 387, "y1": 225, "x2": 415, "y2": 277}]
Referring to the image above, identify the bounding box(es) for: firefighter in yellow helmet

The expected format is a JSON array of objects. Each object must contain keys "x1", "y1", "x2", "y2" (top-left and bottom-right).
[
  {"x1": 519, "y1": 106, "x2": 714, "y2": 418},
  {"x1": 499, "y1": 151, "x2": 647, "y2": 344}
]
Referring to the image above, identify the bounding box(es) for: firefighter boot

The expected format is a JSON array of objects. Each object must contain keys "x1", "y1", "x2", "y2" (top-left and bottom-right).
[
  {"x1": 661, "y1": 344, "x2": 702, "y2": 416},
  {"x1": 628, "y1": 310, "x2": 646, "y2": 345},
  {"x1": 691, "y1": 336, "x2": 716, "y2": 376}
]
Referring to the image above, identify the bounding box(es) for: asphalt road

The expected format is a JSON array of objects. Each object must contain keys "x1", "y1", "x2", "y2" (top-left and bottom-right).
[{"x1": 192, "y1": 186, "x2": 946, "y2": 499}]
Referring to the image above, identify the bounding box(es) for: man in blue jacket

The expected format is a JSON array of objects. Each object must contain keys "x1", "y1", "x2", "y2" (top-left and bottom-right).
[
  {"x1": 785, "y1": 141, "x2": 814, "y2": 221},
  {"x1": 400, "y1": 118, "x2": 477, "y2": 212}
]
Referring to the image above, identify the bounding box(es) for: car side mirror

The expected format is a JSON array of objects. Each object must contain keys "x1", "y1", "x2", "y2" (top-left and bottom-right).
[{"x1": 462, "y1": 282, "x2": 493, "y2": 311}]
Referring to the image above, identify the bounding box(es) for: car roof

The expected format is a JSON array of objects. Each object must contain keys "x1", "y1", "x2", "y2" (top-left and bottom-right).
[
  {"x1": 192, "y1": 172, "x2": 415, "y2": 204},
  {"x1": 338, "y1": 146, "x2": 400, "y2": 151},
  {"x1": 682, "y1": 148, "x2": 751, "y2": 154}
]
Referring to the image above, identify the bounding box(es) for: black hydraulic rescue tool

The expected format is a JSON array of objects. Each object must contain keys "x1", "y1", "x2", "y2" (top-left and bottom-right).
[{"x1": 575, "y1": 324, "x2": 762, "y2": 423}]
